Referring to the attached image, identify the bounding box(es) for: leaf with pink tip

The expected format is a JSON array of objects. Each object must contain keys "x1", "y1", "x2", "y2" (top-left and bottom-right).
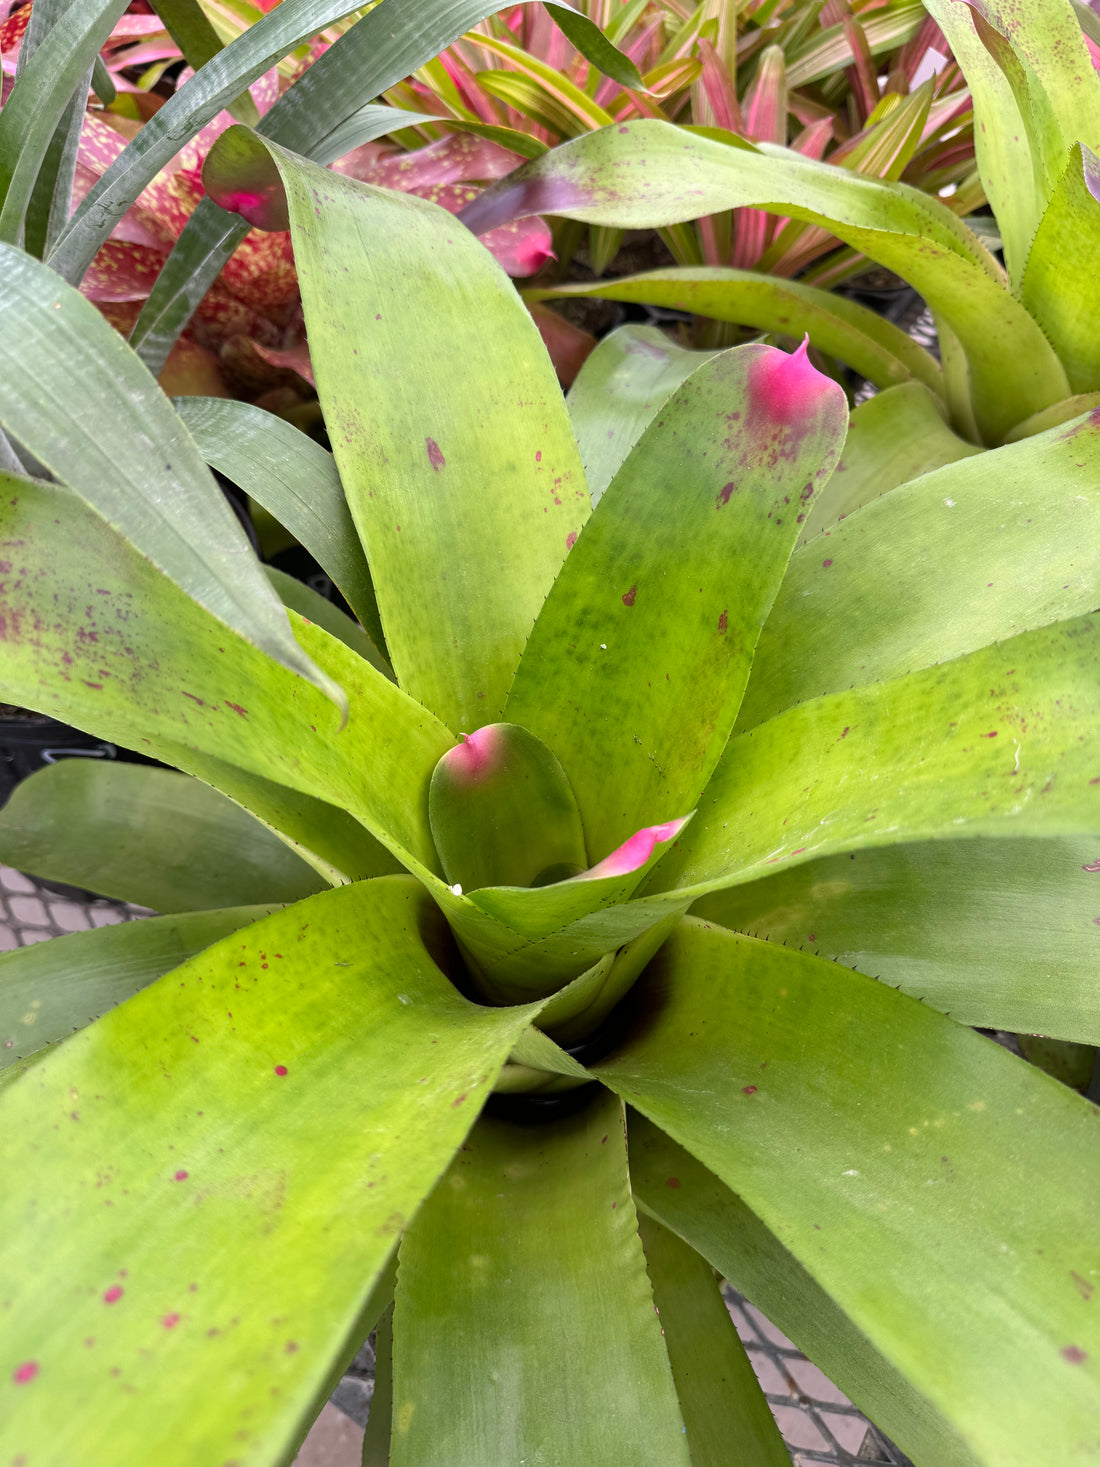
[
  {"x1": 506, "y1": 340, "x2": 847, "y2": 868},
  {"x1": 460, "y1": 118, "x2": 1068, "y2": 443}
]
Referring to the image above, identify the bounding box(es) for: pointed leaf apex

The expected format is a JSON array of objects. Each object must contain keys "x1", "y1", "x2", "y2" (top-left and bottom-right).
[
  {"x1": 748, "y1": 338, "x2": 840, "y2": 425},
  {"x1": 581, "y1": 815, "x2": 691, "y2": 881}
]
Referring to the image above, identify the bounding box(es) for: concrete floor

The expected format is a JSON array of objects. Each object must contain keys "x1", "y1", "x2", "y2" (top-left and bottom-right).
[{"x1": 293, "y1": 1404, "x2": 363, "y2": 1467}]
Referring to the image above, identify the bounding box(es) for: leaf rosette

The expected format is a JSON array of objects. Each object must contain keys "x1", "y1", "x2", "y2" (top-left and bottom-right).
[{"x1": 0, "y1": 118, "x2": 1096, "y2": 1467}]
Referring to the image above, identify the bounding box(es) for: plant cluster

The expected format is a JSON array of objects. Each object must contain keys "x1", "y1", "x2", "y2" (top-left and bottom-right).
[{"x1": 0, "y1": 2, "x2": 1097, "y2": 1465}]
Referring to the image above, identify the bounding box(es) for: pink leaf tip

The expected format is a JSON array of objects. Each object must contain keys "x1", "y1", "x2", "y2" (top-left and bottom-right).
[
  {"x1": 748, "y1": 337, "x2": 836, "y2": 424},
  {"x1": 440, "y1": 726, "x2": 502, "y2": 785},
  {"x1": 582, "y1": 816, "x2": 690, "y2": 881}
]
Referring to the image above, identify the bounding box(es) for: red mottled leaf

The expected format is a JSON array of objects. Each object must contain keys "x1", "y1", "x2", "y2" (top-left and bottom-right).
[{"x1": 82, "y1": 239, "x2": 165, "y2": 301}]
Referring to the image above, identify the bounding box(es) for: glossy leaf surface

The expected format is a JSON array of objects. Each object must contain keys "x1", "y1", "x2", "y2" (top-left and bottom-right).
[
  {"x1": 629, "y1": 1114, "x2": 981, "y2": 1467},
  {"x1": 597, "y1": 920, "x2": 1100, "y2": 1466},
  {"x1": 0, "y1": 879, "x2": 540, "y2": 1466},
  {"x1": 392, "y1": 1091, "x2": 691, "y2": 1467},
  {"x1": 507, "y1": 342, "x2": 847, "y2": 863},
  {"x1": 740, "y1": 414, "x2": 1100, "y2": 728},
  {"x1": 175, "y1": 396, "x2": 382, "y2": 648},
  {"x1": 464, "y1": 120, "x2": 1068, "y2": 442},
  {"x1": 531, "y1": 267, "x2": 944, "y2": 396},
  {"x1": 0, "y1": 472, "x2": 453, "y2": 874},
  {"x1": 797, "y1": 381, "x2": 980, "y2": 546},
  {"x1": 566, "y1": 325, "x2": 719, "y2": 506},
  {"x1": 658, "y1": 613, "x2": 1100, "y2": 897},
  {"x1": 637, "y1": 1213, "x2": 792, "y2": 1467},
  {"x1": 0, "y1": 761, "x2": 325, "y2": 912},
  {"x1": 0, "y1": 903, "x2": 273, "y2": 1069},
  {"x1": 0, "y1": 249, "x2": 340, "y2": 706},
  {"x1": 692, "y1": 834, "x2": 1100, "y2": 1043},
  {"x1": 206, "y1": 131, "x2": 587, "y2": 734}
]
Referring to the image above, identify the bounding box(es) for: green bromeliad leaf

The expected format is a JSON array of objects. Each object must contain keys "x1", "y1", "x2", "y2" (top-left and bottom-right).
[
  {"x1": 739, "y1": 409, "x2": 1100, "y2": 727},
  {"x1": 461, "y1": 120, "x2": 1069, "y2": 443},
  {"x1": 595, "y1": 920, "x2": 1100, "y2": 1466},
  {"x1": 566, "y1": 326, "x2": 720, "y2": 506},
  {"x1": 0, "y1": 0, "x2": 128, "y2": 246},
  {"x1": 797, "y1": 381, "x2": 980, "y2": 547},
  {"x1": 507, "y1": 342, "x2": 847, "y2": 864},
  {"x1": 1020, "y1": 145, "x2": 1100, "y2": 394},
  {"x1": 0, "y1": 761, "x2": 326, "y2": 912},
  {"x1": 0, "y1": 471, "x2": 454, "y2": 875},
  {"x1": 692, "y1": 835, "x2": 1100, "y2": 1043},
  {"x1": 391, "y1": 1090, "x2": 693, "y2": 1466},
  {"x1": 0, "y1": 903, "x2": 276, "y2": 1071},
  {"x1": 0, "y1": 250, "x2": 342, "y2": 709},
  {"x1": 175, "y1": 396, "x2": 383, "y2": 650},
  {"x1": 636, "y1": 1213, "x2": 792, "y2": 1467},
  {"x1": 530, "y1": 267, "x2": 944, "y2": 398},
  {"x1": 628, "y1": 1114, "x2": 982, "y2": 1466},
  {"x1": 204, "y1": 129, "x2": 587, "y2": 735},
  {"x1": 0, "y1": 879, "x2": 541, "y2": 1467},
  {"x1": 656, "y1": 613, "x2": 1100, "y2": 897}
]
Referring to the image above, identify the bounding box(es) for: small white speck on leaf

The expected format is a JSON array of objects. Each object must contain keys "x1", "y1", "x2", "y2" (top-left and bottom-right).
[{"x1": 450, "y1": 883, "x2": 463, "y2": 896}]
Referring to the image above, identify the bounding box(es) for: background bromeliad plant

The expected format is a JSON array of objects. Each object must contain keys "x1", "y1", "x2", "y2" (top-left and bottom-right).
[
  {"x1": 461, "y1": 0, "x2": 1100, "y2": 459},
  {"x1": 0, "y1": 80, "x2": 1098, "y2": 1466}
]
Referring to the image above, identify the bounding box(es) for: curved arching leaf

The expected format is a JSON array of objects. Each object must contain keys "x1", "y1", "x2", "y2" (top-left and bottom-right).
[
  {"x1": 175, "y1": 397, "x2": 383, "y2": 650},
  {"x1": 49, "y1": 0, "x2": 640, "y2": 289},
  {"x1": 529, "y1": 266, "x2": 944, "y2": 397},
  {"x1": 205, "y1": 130, "x2": 586, "y2": 734},
  {"x1": 392, "y1": 1091, "x2": 692, "y2": 1467},
  {"x1": 692, "y1": 834, "x2": 1100, "y2": 1043},
  {"x1": 596, "y1": 921, "x2": 1100, "y2": 1467},
  {"x1": 739, "y1": 411, "x2": 1100, "y2": 729},
  {"x1": 462, "y1": 120, "x2": 1069, "y2": 443},
  {"x1": 0, "y1": 902, "x2": 275, "y2": 1070},
  {"x1": 0, "y1": 470, "x2": 454, "y2": 876},
  {"x1": 0, "y1": 251, "x2": 343, "y2": 710},
  {"x1": 0, "y1": 760, "x2": 326, "y2": 912},
  {"x1": 0, "y1": 878, "x2": 542, "y2": 1467}
]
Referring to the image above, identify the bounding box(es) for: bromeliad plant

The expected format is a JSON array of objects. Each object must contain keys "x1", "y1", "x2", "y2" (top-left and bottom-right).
[
  {"x1": 0, "y1": 113, "x2": 1099, "y2": 1467},
  {"x1": 463, "y1": 0, "x2": 1100, "y2": 456}
]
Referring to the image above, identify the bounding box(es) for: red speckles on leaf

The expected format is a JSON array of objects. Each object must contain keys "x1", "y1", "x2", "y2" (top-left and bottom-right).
[
  {"x1": 425, "y1": 437, "x2": 446, "y2": 471},
  {"x1": 1062, "y1": 1345, "x2": 1088, "y2": 1364},
  {"x1": 173, "y1": 1170, "x2": 189, "y2": 1182},
  {"x1": 1082, "y1": 859, "x2": 1100, "y2": 872},
  {"x1": 274, "y1": 1065, "x2": 288, "y2": 1077},
  {"x1": 566, "y1": 531, "x2": 578, "y2": 550},
  {"x1": 718, "y1": 610, "x2": 728, "y2": 634},
  {"x1": 225, "y1": 703, "x2": 248, "y2": 718},
  {"x1": 981, "y1": 731, "x2": 999, "y2": 738},
  {"x1": 12, "y1": 1361, "x2": 38, "y2": 1385},
  {"x1": 822, "y1": 559, "x2": 833, "y2": 568},
  {"x1": 742, "y1": 1085, "x2": 757, "y2": 1095},
  {"x1": 452, "y1": 1094, "x2": 467, "y2": 1107},
  {"x1": 162, "y1": 1314, "x2": 181, "y2": 1330},
  {"x1": 666, "y1": 1177, "x2": 681, "y2": 1189},
  {"x1": 716, "y1": 481, "x2": 736, "y2": 508},
  {"x1": 622, "y1": 586, "x2": 637, "y2": 607},
  {"x1": 284, "y1": 1341, "x2": 299, "y2": 1354},
  {"x1": 103, "y1": 1286, "x2": 124, "y2": 1305}
]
